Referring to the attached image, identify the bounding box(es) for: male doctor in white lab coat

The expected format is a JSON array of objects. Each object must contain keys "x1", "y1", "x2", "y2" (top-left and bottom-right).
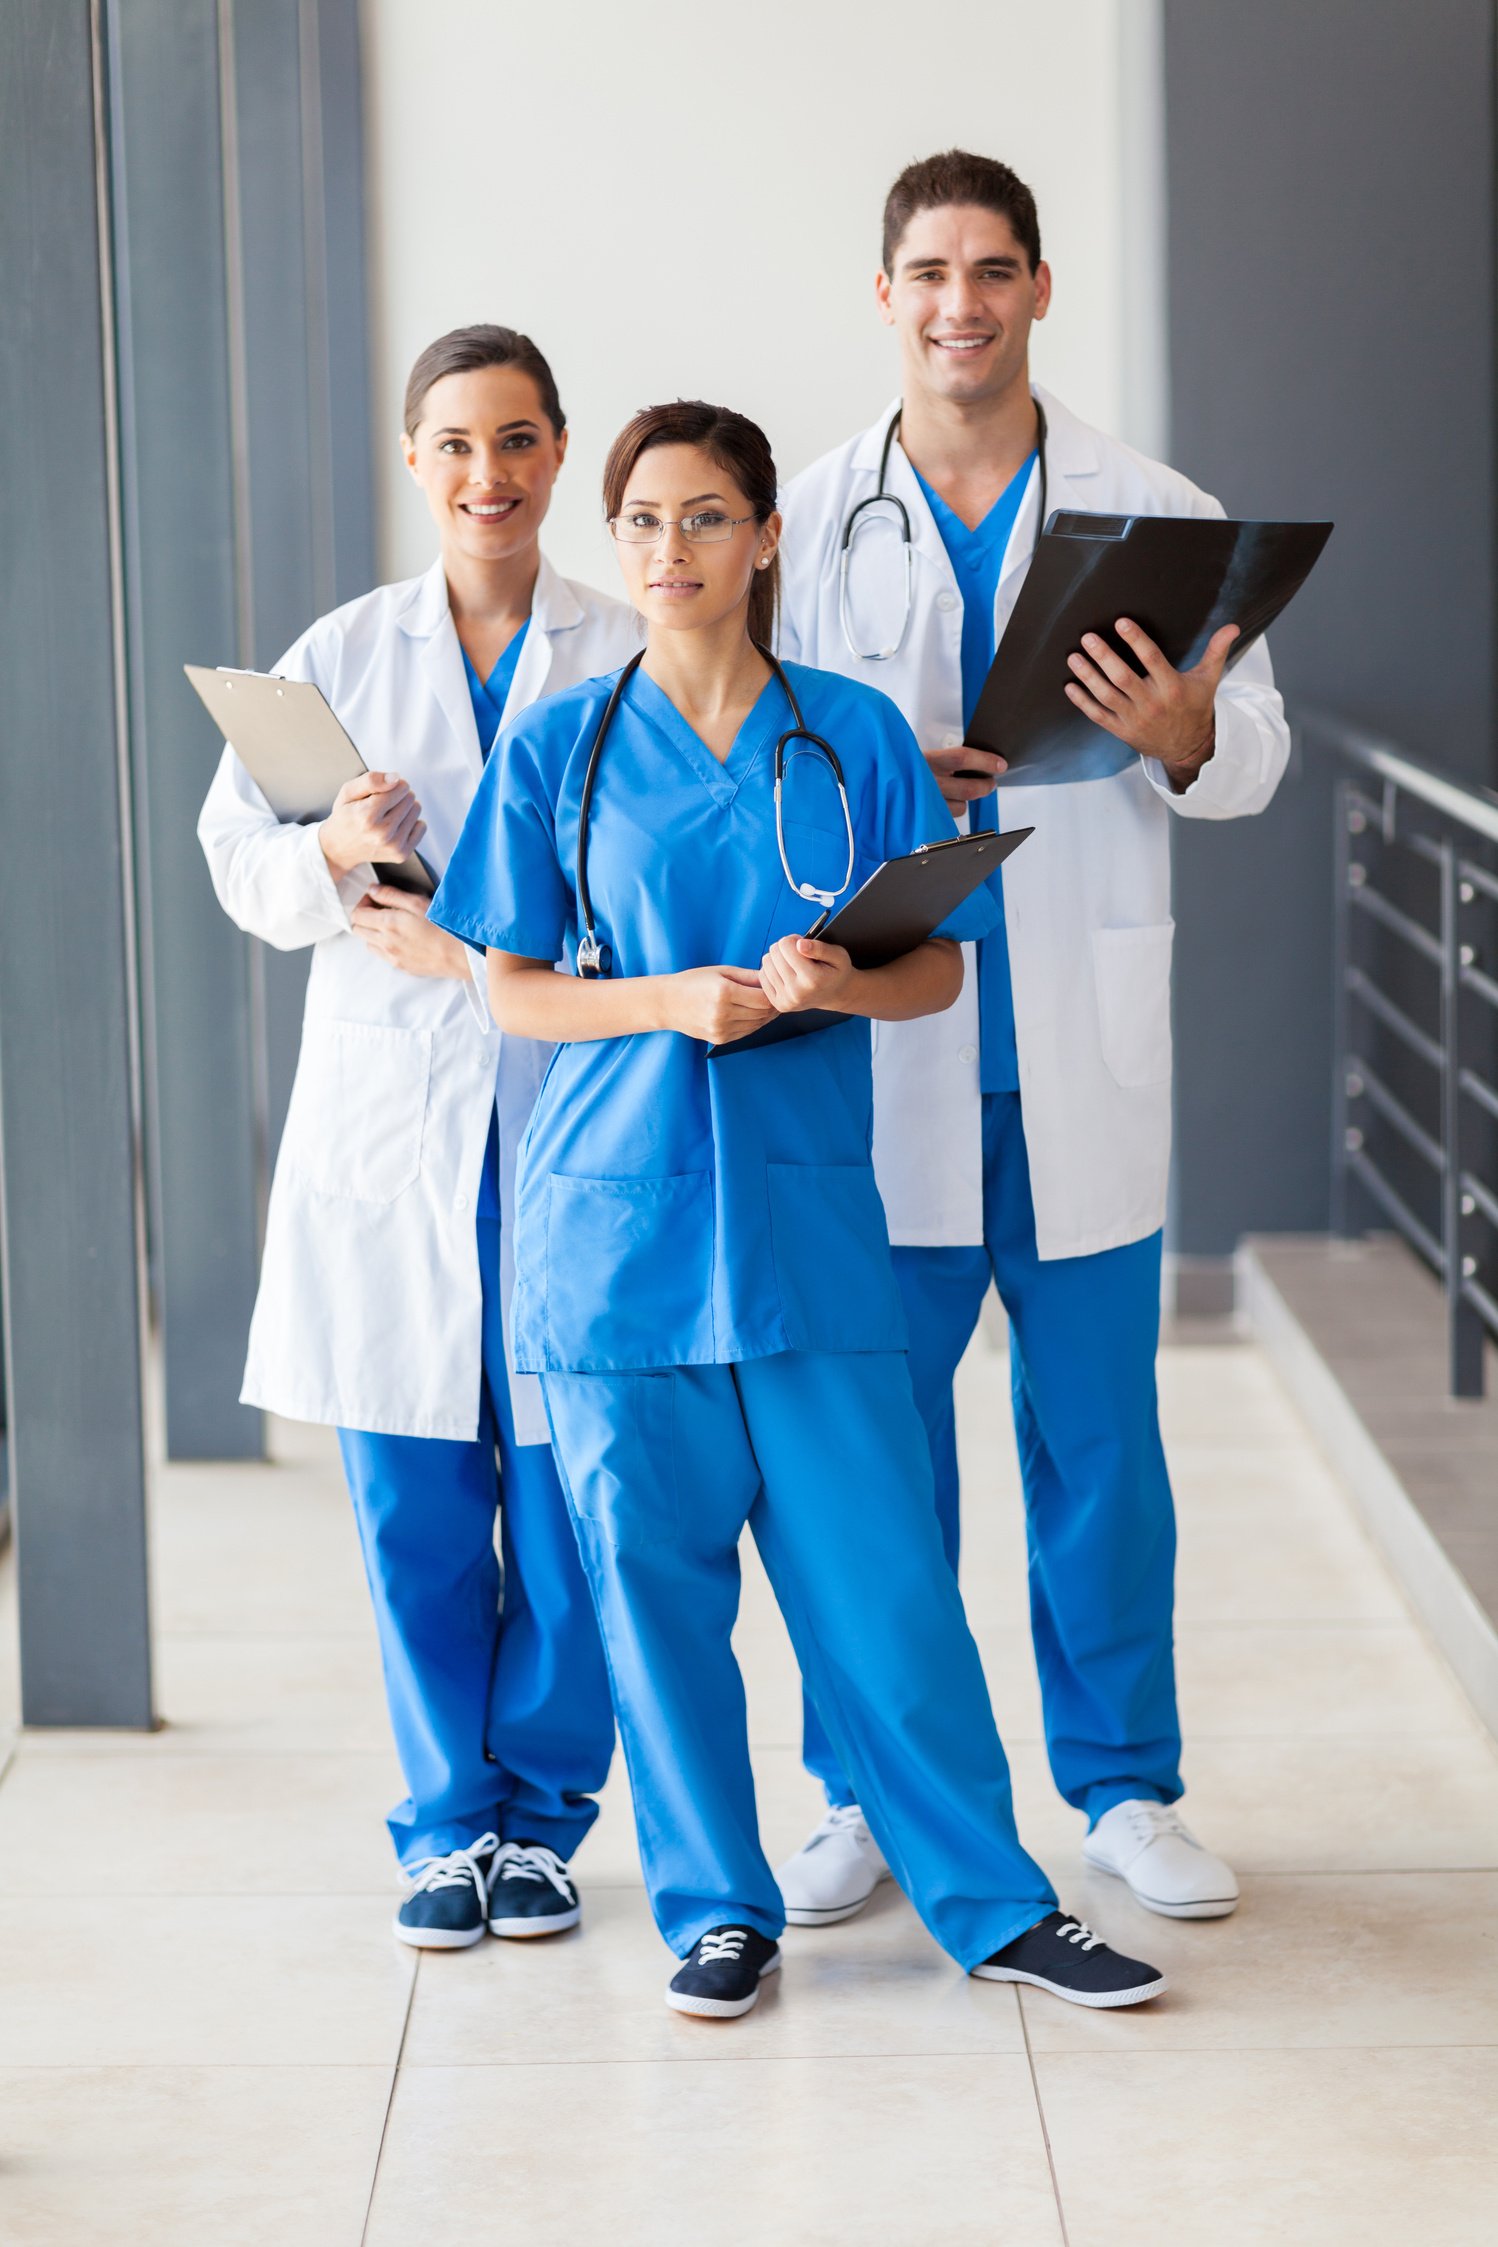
[{"x1": 775, "y1": 150, "x2": 1289, "y2": 1927}]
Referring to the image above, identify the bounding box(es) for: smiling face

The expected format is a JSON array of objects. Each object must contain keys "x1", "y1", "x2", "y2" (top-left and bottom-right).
[
  {"x1": 876, "y1": 202, "x2": 1051, "y2": 410},
  {"x1": 401, "y1": 363, "x2": 567, "y2": 563},
  {"x1": 609, "y1": 442, "x2": 779, "y2": 636}
]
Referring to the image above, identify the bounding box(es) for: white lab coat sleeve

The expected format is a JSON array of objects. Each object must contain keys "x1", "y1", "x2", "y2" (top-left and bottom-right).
[
  {"x1": 198, "y1": 740, "x2": 375, "y2": 949},
  {"x1": 773, "y1": 475, "x2": 820, "y2": 663},
  {"x1": 1135, "y1": 480, "x2": 1291, "y2": 821}
]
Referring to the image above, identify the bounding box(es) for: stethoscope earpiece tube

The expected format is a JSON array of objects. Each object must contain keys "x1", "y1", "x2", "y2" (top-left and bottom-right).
[
  {"x1": 838, "y1": 400, "x2": 1049, "y2": 666},
  {"x1": 575, "y1": 649, "x2": 645, "y2": 976},
  {"x1": 573, "y1": 645, "x2": 857, "y2": 974}
]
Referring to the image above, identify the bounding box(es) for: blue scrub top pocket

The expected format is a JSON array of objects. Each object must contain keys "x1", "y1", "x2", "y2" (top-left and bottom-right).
[
  {"x1": 542, "y1": 1171, "x2": 715, "y2": 1370},
  {"x1": 765, "y1": 1162, "x2": 907, "y2": 1354}
]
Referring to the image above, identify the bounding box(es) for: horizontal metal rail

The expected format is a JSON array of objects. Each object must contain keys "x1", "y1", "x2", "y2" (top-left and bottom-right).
[
  {"x1": 1306, "y1": 709, "x2": 1498, "y2": 847},
  {"x1": 1347, "y1": 879, "x2": 1444, "y2": 964},
  {"x1": 1345, "y1": 967, "x2": 1444, "y2": 1069},
  {"x1": 1463, "y1": 1169, "x2": 1498, "y2": 1234},
  {"x1": 1462, "y1": 1068, "x2": 1498, "y2": 1126},
  {"x1": 1348, "y1": 1056, "x2": 1445, "y2": 1172},
  {"x1": 1346, "y1": 1146, "x2": 1445, "y2": 1272},
  {"x1": 1465, "y1": 1274, "x2": 1498, "y2": 1341},
  {"x1": 1323, "y1": 716, "x2": 1498, "y2": 1397}
]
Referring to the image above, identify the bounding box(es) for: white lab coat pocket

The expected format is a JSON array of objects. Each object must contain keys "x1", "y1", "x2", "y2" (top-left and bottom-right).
[
  {"x1": 284, "y1": 1019, "x2": 432, "y2": 1203},
  {"x1": 1091, "y1": 922, "x2": 1175, "y2": 1089}
]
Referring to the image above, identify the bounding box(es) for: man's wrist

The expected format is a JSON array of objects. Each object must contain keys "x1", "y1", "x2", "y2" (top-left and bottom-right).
[{"x1": 1161, "y1": 721, "x2": 1216, "y2": 792}]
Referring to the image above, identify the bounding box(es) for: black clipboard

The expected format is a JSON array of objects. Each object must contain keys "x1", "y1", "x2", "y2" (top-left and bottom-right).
[
  {"x1": 966, "y1": 513, "x2": 1333, "y2": 787},
  {"x1": 707, "y1": 826, "x2": 1030, "y2": 1059},
  {"x1": 184, "y1": 664, "x2": 437, "y2": 896}
]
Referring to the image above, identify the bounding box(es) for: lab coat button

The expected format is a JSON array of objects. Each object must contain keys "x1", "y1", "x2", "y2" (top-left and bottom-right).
[
  {"x1": 959, "y1": 1044, "x2": 977, "y2": 1064},
  {"x1": 944, "y1": 733, "x2": 963, "y2": 750},
  {"x1": 937, "y1": 591, "x2": 959, "y2": 613},
  {"x1": 454, "y1": 1191, "x2": 470, "y2": 1212}
]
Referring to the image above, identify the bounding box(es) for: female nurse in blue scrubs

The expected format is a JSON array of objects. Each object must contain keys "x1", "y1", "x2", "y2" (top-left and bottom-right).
[
  {"x1": 200, "y1": 326, "x2": 639, "y2": 1951},
  {"x1": 431, "y1": 401, "x2": 1165, "y2": 2021}
]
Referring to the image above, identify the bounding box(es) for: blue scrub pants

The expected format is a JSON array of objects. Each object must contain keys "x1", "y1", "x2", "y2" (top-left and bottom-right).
[
  {"x1": 803, "y1": 1092, "x2": 1183, "y2": 1826},
  {"x1": 339, "y1": 1215, "x2": 615, "y2": 1869},
  {"x1": 542, "y1": 1350, "x2": 1057, "y2": 1969}
]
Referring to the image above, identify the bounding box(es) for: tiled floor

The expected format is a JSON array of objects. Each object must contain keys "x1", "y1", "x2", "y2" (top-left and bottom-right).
[{"x1": 2, "y1": 1327, "x2": 1497, "y2": 2244}]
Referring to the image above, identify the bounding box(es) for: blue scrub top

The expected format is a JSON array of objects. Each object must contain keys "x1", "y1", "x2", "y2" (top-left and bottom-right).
[
  {"x1": 431, "y1": 659, "x2": 997, "y2": 1376},
  {"x1": 463, "y1": 619, "x2": 530, "y2": 760},
  {"x1": 462, "y1": 620, "x2": 529, "y2": 1218},
  {"x1": 916, "y1": 455, "x2": 1035, "y2": 1095}
]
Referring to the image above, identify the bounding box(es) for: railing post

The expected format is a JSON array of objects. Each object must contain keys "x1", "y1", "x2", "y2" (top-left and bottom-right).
[
  {"x1": 1331, "y1": 775, "x2": 1359, "y2": 1238},
  {"x1": 1441, "y1": 839, "x2": 1485, "y2": 1396}
]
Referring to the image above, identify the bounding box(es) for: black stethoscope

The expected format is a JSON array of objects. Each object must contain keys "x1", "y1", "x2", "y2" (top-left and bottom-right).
[
  {"x1": 837, "y1": 399, "x2": 1049, "y2": 662},
  {"x1": 574, "y1": 648, "x2": 856, "y2": 979}
]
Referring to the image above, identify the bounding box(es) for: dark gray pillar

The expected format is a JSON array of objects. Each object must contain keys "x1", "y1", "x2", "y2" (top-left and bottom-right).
[
  {"x1": 224, "y1": 0, "x2": 377, "y2": 1164},
  {"x1": 0, "y1": 0, "x2": 153, "y2": 1725},
  {"x1": 1162, "y1": 0, "x2": 1497, "y2": 1256},
  {"x1": 107, "y1": 0, "x2": 265, "y2": 1457}
]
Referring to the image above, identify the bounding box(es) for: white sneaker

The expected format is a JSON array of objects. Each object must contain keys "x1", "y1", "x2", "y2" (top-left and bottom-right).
[
  {"x1": 1082, "y1": 1799, "x2": 1240, "y2": 1919},
  {"x1": 776, "y1": 1804, "x2": 891, "y2": 1926}
]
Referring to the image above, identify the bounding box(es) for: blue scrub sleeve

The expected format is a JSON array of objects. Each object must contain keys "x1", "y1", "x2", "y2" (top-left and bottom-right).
[
  {"x1": 866, "y1": 693, "x2": 999, "y2": 946},
  {"x1": 430, "y1": 718, "x2": 573, "y2": 960}
]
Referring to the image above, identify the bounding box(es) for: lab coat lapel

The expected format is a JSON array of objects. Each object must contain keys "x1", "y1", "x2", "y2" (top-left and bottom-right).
[
  {"x1": 503, "y1": 553, "x2": 580, "y2": 725},
  {"x1": 994, "y1": 385, "x2": 1102, "y2": 642},
  {"x1": 402, "y1": 560, "x2": 482, "y2": 778}
]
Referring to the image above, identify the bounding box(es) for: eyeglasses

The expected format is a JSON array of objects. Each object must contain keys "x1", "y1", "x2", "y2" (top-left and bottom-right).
[{"x1": 608, "y1": 508, "x2": 754, "y2": 545}]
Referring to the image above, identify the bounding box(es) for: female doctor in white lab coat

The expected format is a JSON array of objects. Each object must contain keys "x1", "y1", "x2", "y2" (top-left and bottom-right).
[{"x1": 199, "y1": 325, "x2": 638, "y2": 1950}]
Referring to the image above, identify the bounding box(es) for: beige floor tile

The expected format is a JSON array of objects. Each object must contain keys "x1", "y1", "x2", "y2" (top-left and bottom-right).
[
  {"x1": 403, "y1": 1880, "x2": 1024, "y2": 2066},
  {"x1": 1002, "y1": 1730, "x2": 1498, "y2": 1881},
  {"x1": 0, "y1": 1749, "x2": 400, "y2": 1894},
  {"x1": 1020, "y1": 1869, "x2": 1498, "y2": 2052},
  {"x1": 19, "y1": 1633, "x2": 394, "y2": 1757},
  {"x1": 1174, "y1": 1620, "x2": 1481, "y2": 1739},
  {"x1": 150, "y1": 1472, "x2": 375, "y2": 1638},
  {"x1": 1173, "y1": 1497, "x2": 1406, "y2": 1621},
  {"x1": 1036, "y1": 2046, "x2": 1498, "y2": 2247},
  {"x1": 0, "y1": 1894, "x2": 414, "y2": 2066},
  {"x1": 0, "y1": 2064, "x2": 389, "y2": 2246},
  {"x1": 366, "y1": 2054, "x2": 1062, "y2": 2245}
]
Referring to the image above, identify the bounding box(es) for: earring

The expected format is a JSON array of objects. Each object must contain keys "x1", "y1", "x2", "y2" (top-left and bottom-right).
[{"x1": 757, "y1": 557, "x2": 770, "y2": 569}]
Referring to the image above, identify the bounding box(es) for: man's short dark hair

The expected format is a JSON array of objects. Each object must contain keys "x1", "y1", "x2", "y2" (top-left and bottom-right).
[{"x1": 882, "y1": 151, "x2": 1042, "y2": 276}]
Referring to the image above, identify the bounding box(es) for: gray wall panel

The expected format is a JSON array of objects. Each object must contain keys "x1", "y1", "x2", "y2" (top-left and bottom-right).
[
  {"x1": 1162, "y1": 0, "x2": 1496, "y2": 1255},
  {"x1": 108, "y1": 0, "x2": 265, "y2": 1456},
  {"x1": 0, "y1": 0, "x2": 153, "y2": 1724}
]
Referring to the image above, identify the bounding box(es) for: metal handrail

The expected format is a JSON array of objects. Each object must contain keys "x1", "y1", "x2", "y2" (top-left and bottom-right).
[
  {"x1": 1303, "y1": 707, "x2": 1498, "y2": 846},
  {"x1": 1309, "y1": 709, "x2": 1498, "y2": 1397}
]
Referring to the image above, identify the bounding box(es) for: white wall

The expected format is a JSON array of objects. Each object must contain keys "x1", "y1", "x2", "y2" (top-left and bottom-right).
[{"x1": 362, "y1": 0, "x2": 1165, "y2": 589}]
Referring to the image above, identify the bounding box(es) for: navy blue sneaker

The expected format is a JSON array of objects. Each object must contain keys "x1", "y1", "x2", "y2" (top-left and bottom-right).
[
  {"x1": 393, "y1": 1833, "x2": 499, "y2": 1951},
  {"x1": 971, "y1": 1911, "x2": 1166, "y2": 2008},
  {"x1": 485, "y1": 1841, "x2": 582, "y2": 1938},
  {"x1": 666, "y1": 1926, "x2": 782, "y2": 2018}
]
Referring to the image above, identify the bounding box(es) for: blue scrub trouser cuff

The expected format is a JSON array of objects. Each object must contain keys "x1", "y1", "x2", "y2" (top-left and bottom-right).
[
  {"x1": 672, "y1": 1906, "x2": 785, "y2": 1959},
  {"x1": 500, "y1": 1811, "x2": 599, "y2": 1862},
  {"x1": 956, "y1": 1897, "x2": 1061, "y2": 1977},
  {"x1": 1082, "y1": 1780, "x2": 1178, "y2": 1831}
]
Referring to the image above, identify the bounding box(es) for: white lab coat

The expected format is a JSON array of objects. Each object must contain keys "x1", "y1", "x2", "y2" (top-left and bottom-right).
[
  {"x1": 778, "y1": 386, "x2": 1291, "y2": 1261},
  {"x1": 198, "y1": 555, "x2": 641, "y2": 1441}
]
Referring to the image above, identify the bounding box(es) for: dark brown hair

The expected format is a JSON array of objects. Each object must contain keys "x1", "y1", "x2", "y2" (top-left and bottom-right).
[
  {"x1": 402, "y1": 324, "x2": 566, "y2": 438},
  {"x1": 601, "y1": 401, "x2": 779, "y2": 647},
  {"x1": 882, "y1": 150, "x2": 1041, "y2": 275}
]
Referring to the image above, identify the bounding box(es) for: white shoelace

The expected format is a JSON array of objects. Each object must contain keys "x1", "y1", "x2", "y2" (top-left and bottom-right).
[
  {"x1": 697, "y1": 1928, "x2": 751, "y2": 1964},
  {"x1": 1121, "y1": 1801, "x2": 1192, "y2": 1850},
  {"x1": 490, "y1": 1842, "x2": 574, "y2": 1900},
  {"x1": 1056, "y1": 1919, "x2": 1104, "y2": 1950},
  {"x1": 808, "y1": 1803, "x2": 873, "y2": 1848},
  {"x1": 404, "y1": 1832, "x2": 500, "y2": 1899}
]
